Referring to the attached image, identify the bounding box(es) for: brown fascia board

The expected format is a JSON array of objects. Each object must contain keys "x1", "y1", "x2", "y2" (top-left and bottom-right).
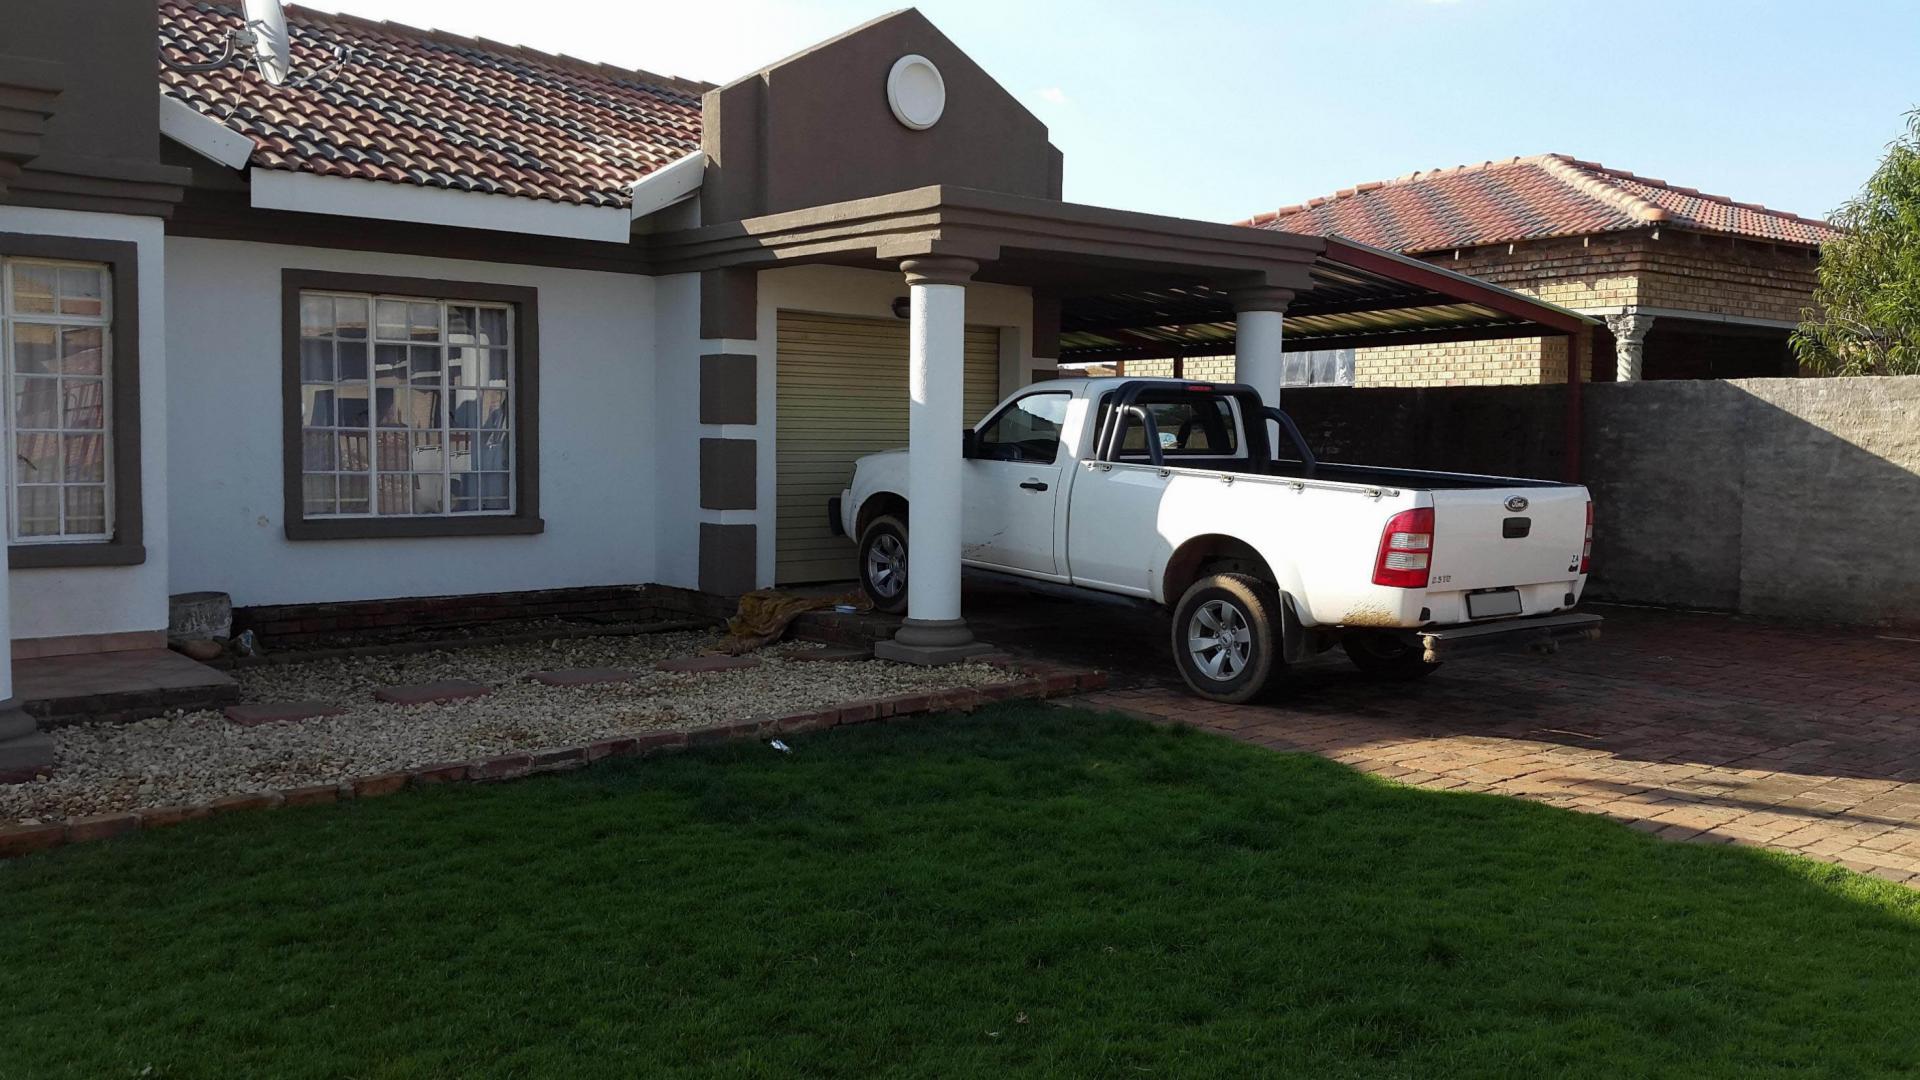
[{"x1": 642, "y1": 185, "x2": 1327, "y2": 288}]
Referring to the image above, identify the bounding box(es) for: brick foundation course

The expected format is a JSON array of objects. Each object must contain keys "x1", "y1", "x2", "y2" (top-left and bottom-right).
[{"x1": 0, "y1": 661, "x2": 1109, "y2": 860}]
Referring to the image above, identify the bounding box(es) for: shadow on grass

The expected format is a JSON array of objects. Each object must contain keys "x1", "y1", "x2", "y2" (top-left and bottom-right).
[{"x1": 3, "y1": 703, "x2": 1918, "y2": 1079}]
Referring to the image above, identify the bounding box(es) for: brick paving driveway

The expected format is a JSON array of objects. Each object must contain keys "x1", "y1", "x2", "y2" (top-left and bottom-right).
[{"x1": 964, "y1": 583, "x2": 1920, "y2": 885}]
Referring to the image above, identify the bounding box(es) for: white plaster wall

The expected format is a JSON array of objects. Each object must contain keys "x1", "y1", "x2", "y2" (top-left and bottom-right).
[
  {"x1": 650, "y1": 271, "x2": 702, "y2": 590},
  {"x1": 165, "y1": 237, "x2": 658, "y2": 606},
  {"x1": 748, "y1": 265, "x2": 1035, "y2": 587},
  {"x1": 0, "y1": 207, "x2": 170, "y2": 640}
]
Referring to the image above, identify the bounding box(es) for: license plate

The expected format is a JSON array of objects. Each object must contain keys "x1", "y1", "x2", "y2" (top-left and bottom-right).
[{"x1": 1466, "y1": 589, "x2": 1523, "y2": 619}]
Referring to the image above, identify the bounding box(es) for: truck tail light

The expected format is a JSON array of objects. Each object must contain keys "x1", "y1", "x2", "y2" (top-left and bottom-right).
[
  {"x1": 1372, "y1": 507, "x2": 1434, "y2": 589},
  {"x1": 1581, "y1": 500, "x2": 1593, "y2": 574}
]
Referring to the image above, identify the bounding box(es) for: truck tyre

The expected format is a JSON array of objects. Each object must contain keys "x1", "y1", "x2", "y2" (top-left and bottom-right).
[
  {"x1": 1171, "y1": 573, "x2": 1281, "y2": 704},
  {"x1": 858, "y1": 515, "x2": 911, "y2": 614},
  {"x1": 1341, "y1": 630, "x2": 1442, "y2": 681}
]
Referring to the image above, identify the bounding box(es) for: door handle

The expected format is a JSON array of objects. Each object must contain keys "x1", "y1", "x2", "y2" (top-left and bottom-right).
[{"x1": 1019, "y1": 479, "x2": 1049, "y2": 492}]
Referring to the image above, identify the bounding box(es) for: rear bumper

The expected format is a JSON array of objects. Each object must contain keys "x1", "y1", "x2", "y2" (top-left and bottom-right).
[{"x1": 1419, "y1": 612, "x2": 1602, "y2": 663}]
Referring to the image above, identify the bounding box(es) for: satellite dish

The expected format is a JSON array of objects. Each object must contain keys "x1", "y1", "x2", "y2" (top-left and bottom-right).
[{"x1": 242, "y1": 0, "x2": 291, "y2": 85}]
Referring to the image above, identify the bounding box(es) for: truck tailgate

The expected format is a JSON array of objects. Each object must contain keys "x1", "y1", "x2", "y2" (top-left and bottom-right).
[{"x1": 1428, "y1": 486, "x2": 1588, "y2": 592}]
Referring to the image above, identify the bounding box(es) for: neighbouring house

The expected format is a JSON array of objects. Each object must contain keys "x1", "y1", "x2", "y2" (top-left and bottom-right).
[
  {"x1": 1234, "y1": 155, "x2": 1844, "y2": 386},
  {"x1": 0, "y1": 0, "x2": 1598, "y2": 769}
]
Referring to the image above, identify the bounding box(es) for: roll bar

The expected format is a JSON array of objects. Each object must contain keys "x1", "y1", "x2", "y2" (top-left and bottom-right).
[{"x1": 1091, "y1": 380, "x2": 1316, "y2": 476}]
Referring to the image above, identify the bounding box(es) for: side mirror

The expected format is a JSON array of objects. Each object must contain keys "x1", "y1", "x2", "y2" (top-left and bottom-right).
[{"x1": 961, "y1": 429, "x2": 977, "y2": 459}]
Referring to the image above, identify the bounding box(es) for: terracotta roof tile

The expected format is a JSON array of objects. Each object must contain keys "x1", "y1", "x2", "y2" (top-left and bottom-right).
[
  {"x1": 158, "y1": 0, "x2": 707, "y2": 208},
  {"x1": 1239, "y1": 154, "x2": 1842, "y2": 251}
]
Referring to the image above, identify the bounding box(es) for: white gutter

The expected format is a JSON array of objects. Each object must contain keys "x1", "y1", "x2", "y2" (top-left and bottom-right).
[
  {"x1": 248, "y1": 168, "x2": 633, "y2": 243},
  {"x1": 157, "y1": 94, "x2": 255, "y2": 170},
  {"x1": 628, "y1": 150, "x2": 705, "y2": 221}
]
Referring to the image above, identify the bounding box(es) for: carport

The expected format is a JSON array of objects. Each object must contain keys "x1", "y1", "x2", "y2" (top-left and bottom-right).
[{"x1": 652, "y1": 189, "x2": 1598, "y2": 663}]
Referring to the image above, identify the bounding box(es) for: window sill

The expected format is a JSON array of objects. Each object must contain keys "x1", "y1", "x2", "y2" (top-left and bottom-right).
[
  {"x1": 284, "y1": 516, "x2": 546, "y2": 541},
  {"x1": 9, "y1": 540, "x2": 148, "y2": 569}
]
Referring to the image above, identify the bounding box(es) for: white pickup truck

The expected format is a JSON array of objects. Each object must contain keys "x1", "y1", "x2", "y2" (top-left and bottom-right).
[{"x1": 833, "y1": 378, "x2": 1599, "y2": 702}]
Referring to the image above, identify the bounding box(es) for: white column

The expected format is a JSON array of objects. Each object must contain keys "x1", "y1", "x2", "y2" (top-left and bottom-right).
[
  {"x1": 874, "y1": 256, "x2": 992, "y2": 663},
  {"x1": 1604, "y1": 311, "x2": 1656, "y2": 382},
  {"x1": 1229, "y1": 286, "x2": 1294, "y2": 408}
]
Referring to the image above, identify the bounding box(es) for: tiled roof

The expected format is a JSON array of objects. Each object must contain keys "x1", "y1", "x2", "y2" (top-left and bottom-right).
[
  {"x1": 1239, "y1": 154, "x2": 1843, "y2": 251},
  {"x1": 158, "y1": 1, "x2": 707, "y2": 208}
]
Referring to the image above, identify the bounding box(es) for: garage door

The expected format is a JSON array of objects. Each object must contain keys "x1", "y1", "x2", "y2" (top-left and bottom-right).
[{"x1": 776, "y1": 312, "x2": 1002, "y2": 585}]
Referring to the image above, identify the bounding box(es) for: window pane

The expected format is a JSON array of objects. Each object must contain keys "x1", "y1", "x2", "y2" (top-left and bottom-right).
[
  {"x1": 475, "y1": 431, "x2": 510, "y2": 471},
  {"x1": 15, "y1": 377, "x2": 57, "y2": 428},
  {"x1": 333, "y1": 296, "x2": 368, "y2": 339},
  {"x1": 334, "y1": 386, "x2": 369, "y2": 428},
  {"x1": 376, "y1": 430, "x2": 409, "y2": 471},
  {"x1": 15, "y1": 487, "x2": 58, "y2": 536},
  {"x1": 376, "y1": 474, "x2": 410, "y2": 514},
  {"x1": 337, "y1": 474, "x2": 369, "y2": 514},
  {"x1": 477, "y1": 308, "x2": 508, "y2": 348},
  {"x1": 409, "y1": 344, "x2": 442, "y2": 383},
  {"x1": 408, "y1": 303, "x2": 440, "y2": 341},
  {"x1": 411, "y1": 431, "x2": 443, "y2": 472},
  {"x1": 373, "y1": 343, "x2": 406, "y2": 385},
  {"x1": 60, "y1": 327, "x2": 104, "y2": 375},
  {"x1": 449, "y1": 472, "x2": 479, "y2": 513},
  {"x1": 375, "y1": 299, "x2": 408, "y2": 340},
  {"x1": 13, "y1": 264, "x2": 57, "y2": 314},
  {"x1": 303, "y1": 474, "x2": 337, "y2": 516},
  {"x1": 13, "y1": 324, "x2": 55, "y2": 374},
  {"x1": 15, "y1": 432, "x2": 56, "y2": 483},
  {"x1": 336, "y1": 339, "x2": 369, "y2": 381},
  {"x1": 300, "y1": 295, "x2": 333, "y2": 338},
  {"x1": 485, "y1": 348, "x2": 510, "y2": 385},
  {"x1": 408, "y1": 472, "x2": 445, "y2": 513},
  {"x1": 62, "y1": 434, "x2": 105, "y2": 482},
  {"x1": 977, "y1": 393, "x2": 1070, "y2": 464},
  {"x1": 449, "y1": 346, "x2": 482, "y2": 387},
  {"x1": 302, "y1": 431, "x2": 335, "y2": 471},
  {"x1": 301, "y1": 386, "x2": 335, "y2": 427},
  {"x1": 447, "y1": 305, "x2": 476, "y2": 342},
  {"x1": 299, "y1": 339, "x2": 333, "y2": 382},
  {"x1": 62, "y1": 379, "x2": 105, "y2": 429},
  {"x1": 480, "y1": 472, "x2": 510, "y2": 511},
  {"x1": 337, "y1": 431, "x2": 370, "y2": 472},
  {"x1": 58, "y1": 267, "x2": 105, "y2": 317},
  {"x1": 64, "y1": 486, "x2": 106, "y2": 534}
]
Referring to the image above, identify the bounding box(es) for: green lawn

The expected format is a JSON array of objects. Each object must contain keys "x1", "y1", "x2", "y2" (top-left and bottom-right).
[{"x1": 5, "y1": 704, "x2": 1919, "y2": 1079}]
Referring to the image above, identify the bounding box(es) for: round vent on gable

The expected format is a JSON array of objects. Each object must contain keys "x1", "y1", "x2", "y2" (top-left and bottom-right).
[{"x1": 886, "y1": 54, "x2": 946, "y2": 130}]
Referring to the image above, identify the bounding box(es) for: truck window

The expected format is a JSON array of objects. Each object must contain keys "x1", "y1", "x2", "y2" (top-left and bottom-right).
[
  {"x1": 1096, "y1": 397, "x2": 1240, "y2": 458},
  {"x1": 974, "y1": 392, "x2": 1072, "y2": 464}
]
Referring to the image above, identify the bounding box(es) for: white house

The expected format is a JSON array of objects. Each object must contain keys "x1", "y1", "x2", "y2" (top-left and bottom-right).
[{"x1": 0, "y1": 0, "x2": 1594, "y2": 770}]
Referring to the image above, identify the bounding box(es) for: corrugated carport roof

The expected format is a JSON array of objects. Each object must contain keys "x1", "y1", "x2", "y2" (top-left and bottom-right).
[{"x1": 1058, "y1": 235, "x2": 1598, "y2": 362}]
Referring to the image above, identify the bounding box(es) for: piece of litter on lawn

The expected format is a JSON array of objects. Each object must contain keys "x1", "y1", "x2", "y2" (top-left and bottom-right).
[{"x1": 769, "y1": 739, "x2": 792, "y2": 753}]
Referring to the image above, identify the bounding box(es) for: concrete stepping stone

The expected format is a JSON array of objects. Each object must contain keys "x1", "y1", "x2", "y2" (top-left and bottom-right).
[
  {"x1": 373, "y1": 679, "x2": 491, "y2": 706},
  {"x1": 654, "y1": 654, "x2": 762, "y2": 674},
  {"x1": 224, "y1": 701, "x2": 347, "y2": 727},
  {"x1": 528, "y1": 667, "x2": 637, "y2": 687}
]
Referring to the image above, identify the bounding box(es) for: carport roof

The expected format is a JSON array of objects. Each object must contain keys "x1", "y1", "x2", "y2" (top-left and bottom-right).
[{"x1": 1057, "y1": 236, "x2": 1599, "y2": 362}]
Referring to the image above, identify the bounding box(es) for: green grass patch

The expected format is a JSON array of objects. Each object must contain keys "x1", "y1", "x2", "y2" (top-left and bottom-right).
[{"x1": 4, "y1": 704, "x2": 1918, "y2": 1078}]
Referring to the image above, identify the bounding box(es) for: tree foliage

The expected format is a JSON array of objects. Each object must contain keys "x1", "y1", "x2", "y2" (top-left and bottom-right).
[{"x1": 1793, "y1": 107, "x2": 1920, "y2": 375}]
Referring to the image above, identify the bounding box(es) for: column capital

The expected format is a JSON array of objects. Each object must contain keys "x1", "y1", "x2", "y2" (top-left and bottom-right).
[
  {"x1": 1227, "y1": 284, "x2": 1296, "y2": 314},
  {"x1": 1603, "y1": 310, "x2": 1656, "y2": 344},
  {"x1": 900, "y1": 256, "x2": 979, "y2": 287}
]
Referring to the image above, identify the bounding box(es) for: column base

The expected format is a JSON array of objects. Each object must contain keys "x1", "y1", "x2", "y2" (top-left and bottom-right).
[
  {"x1": 0, "y1": 699, "x2": 53, "y2": 783},
  {"x1": 874, "y1": 618, "x2": 997, "y2": 666}
]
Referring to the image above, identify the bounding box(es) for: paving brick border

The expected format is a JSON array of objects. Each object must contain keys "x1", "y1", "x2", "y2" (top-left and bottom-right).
[{"x1": 0, "y1": 660, "x2": 1107, "y2": 860}]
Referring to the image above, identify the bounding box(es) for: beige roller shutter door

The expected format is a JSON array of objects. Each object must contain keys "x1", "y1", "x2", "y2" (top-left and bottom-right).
[{"x1": 775, "y1": 312, "x2": 1001, "y2": 585}]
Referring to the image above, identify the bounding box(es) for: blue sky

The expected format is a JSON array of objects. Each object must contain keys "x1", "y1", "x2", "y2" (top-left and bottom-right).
[{"x1": 325, "y1": 0, "x2": 1920, "y2": 224}]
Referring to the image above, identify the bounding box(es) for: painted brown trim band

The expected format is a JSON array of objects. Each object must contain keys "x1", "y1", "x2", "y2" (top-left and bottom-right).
[
  {"x1": 279, "y1": 269, "x2": 544, "y2": 541},
  {"x1": 0, "y1": 232, "x2": 145, "y2": 569}
]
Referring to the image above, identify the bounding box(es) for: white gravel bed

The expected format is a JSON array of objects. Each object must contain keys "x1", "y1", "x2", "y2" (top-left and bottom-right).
[{"x1": 1, "y1": 632, "x2": 1008, "y2": 824}]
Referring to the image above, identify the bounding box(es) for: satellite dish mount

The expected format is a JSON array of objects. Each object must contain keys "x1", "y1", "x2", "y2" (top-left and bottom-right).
[{"x1": 160, "y1": 0, "x2": 350, "y2": 88}]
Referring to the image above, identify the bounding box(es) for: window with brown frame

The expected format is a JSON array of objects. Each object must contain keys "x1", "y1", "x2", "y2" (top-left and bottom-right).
[
  {"x1": 0, "y1": 233, "x2": 143, "y2": 569},
  {"x1": 281, "y1": 271, "x2": 542, "y2": 540}
]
